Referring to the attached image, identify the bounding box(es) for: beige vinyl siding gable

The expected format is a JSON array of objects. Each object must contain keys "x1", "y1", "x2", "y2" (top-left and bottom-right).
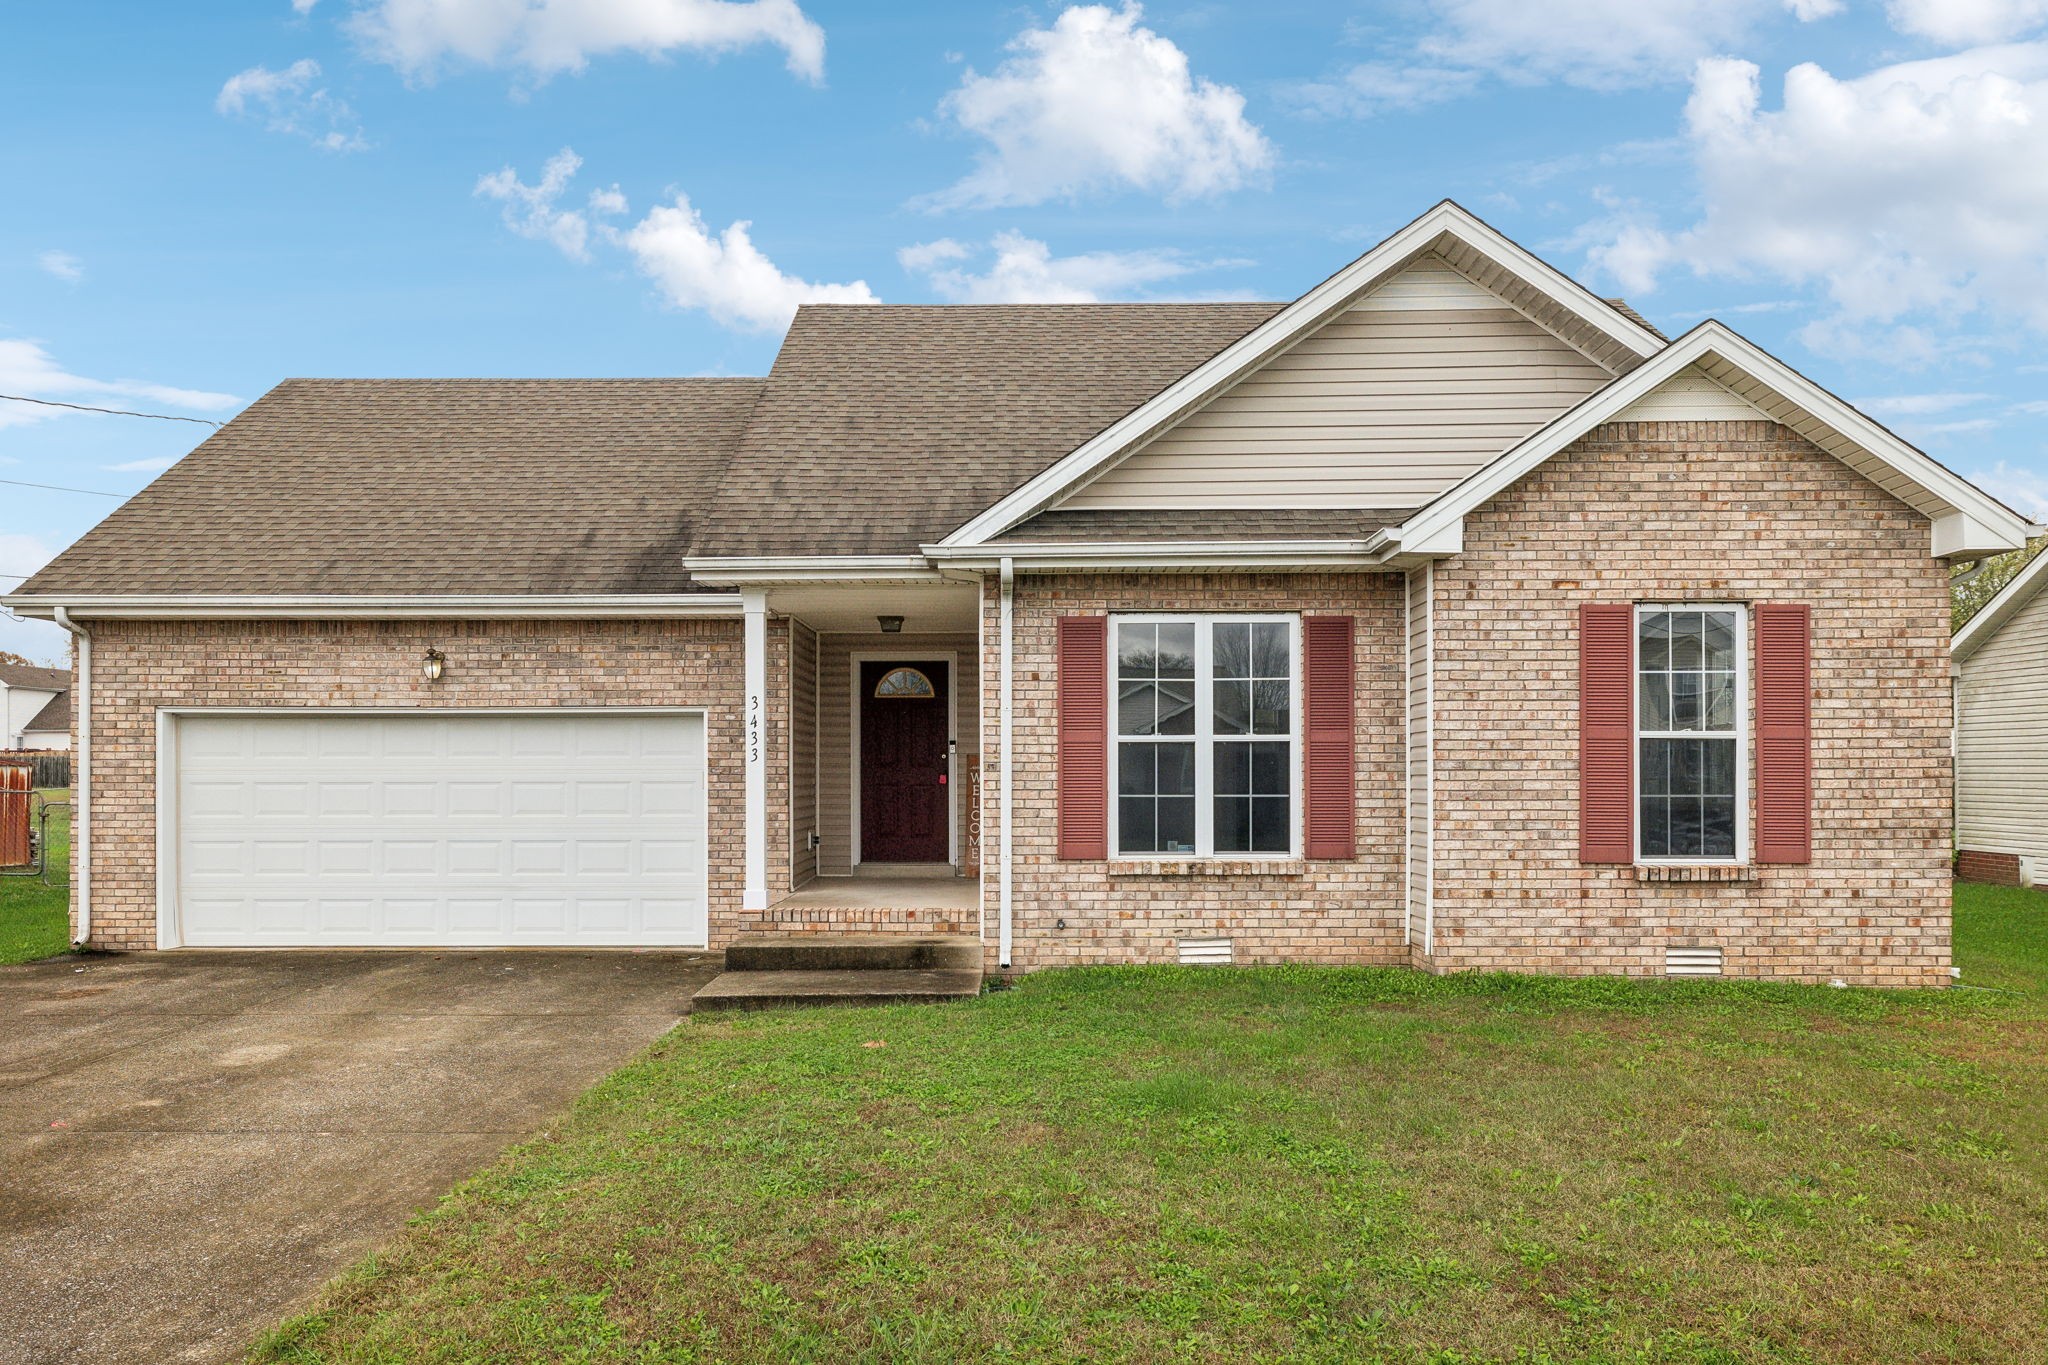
[
  {"x1": 1058, "y1": 256, "x2": 1616, "y2": 512},
  {"x1": 1614, "y1": 365, "x2": 1769, "y2": 422},
  {"x1": 1957, "y1": 579, "x2": 2048, "y2": 865}
]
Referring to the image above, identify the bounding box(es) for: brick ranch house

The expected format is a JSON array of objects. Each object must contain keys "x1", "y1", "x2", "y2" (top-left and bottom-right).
[{"x1": 6, "y1": 203, "x2": 2035, "y2": 985}]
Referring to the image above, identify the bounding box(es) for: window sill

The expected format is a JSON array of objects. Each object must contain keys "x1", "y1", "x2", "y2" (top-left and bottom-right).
[
  {"x1": 1634, "y1": 863, "x2": 1758, "y2": 884},
  {"x1": 1108, "y1": 858, "x2": 1309, "y2": 878}
]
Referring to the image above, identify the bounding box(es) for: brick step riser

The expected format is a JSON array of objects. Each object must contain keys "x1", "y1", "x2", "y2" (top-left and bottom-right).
[{"x1": 724, "y1": 942, "x2": 982, "y2": 972}]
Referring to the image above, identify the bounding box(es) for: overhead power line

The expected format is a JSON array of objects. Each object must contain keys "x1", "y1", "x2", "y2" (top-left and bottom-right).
[
  {"x1": 0, "y1": 476, "x2": 126, "y2": 498},
  {"x1": 0, "y1": 392, "x2": 224, "y2": 426}
]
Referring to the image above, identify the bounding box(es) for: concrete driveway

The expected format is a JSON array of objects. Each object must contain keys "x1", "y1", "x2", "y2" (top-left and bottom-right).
[{"x1": 0, "y1": 949, "x2": 721, "y2": 1365}]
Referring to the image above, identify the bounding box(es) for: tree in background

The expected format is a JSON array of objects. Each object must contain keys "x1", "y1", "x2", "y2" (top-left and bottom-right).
[{"x1": 1953, "y1": 536, "x2": 2048, "y2": 632}]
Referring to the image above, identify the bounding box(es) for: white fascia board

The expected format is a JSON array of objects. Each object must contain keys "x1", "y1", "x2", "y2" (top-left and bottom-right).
[
  {"x1": 681, "y1": 556, "x2": 941, "y2": 585},
  {"x1": 1954, "y1": 541, "x2": 2048, "y2": 662},
  {"x1": 938, "y1": 201, "x2": 1666, "y2": 550},
  {"x1": 0, "y1": 594, "x2": 745, "y2": 620},
  {"x1": 922, "y1": 539, "x2": 1392, "y2": 571},
  {"x1": 1397, "y1": 321, "x2": 2034, "y2": 562}
]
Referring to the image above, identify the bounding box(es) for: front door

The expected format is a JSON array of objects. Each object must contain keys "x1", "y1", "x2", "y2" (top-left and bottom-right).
[{"x1": 859, "y1": 660, "x2": 949, "y2": 863}]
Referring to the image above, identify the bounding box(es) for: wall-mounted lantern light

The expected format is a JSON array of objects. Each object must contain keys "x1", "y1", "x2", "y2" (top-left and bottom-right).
[
  {"x1": 422, "y1": 648, "x2": 446, "y2": 682},
  {"x1": 876, "y1": 615, "x2": 904, "y2": 634}
]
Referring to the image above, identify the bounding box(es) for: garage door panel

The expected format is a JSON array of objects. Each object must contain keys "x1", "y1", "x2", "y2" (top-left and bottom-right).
[{"x1": 174, "y1": 713, "x2": 707, "y2": 947}]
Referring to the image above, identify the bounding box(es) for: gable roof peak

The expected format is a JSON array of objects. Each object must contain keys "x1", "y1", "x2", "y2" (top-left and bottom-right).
[{"x1": 941, "y1": 198, "x2": 1667, "y2": 547}]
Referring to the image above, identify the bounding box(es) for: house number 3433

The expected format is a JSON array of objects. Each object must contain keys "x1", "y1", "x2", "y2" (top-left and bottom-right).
[{"x1": 747, "y1": 694, "x2": 761, "y2": 763}]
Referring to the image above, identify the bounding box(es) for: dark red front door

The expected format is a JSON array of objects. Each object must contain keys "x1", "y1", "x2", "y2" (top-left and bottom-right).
[{"x1": 860, "y1": 660, "x2": 949, "y2": 863}]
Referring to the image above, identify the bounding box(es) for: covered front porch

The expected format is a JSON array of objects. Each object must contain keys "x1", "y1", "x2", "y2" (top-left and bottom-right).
[{"x1": 720, "y1": 566, "x2": 988, "y2": 939}]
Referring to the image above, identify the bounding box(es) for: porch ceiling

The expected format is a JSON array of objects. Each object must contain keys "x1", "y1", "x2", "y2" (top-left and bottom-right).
[{"x1": 768, "y1": 580, "x2": 980, "y2": 633}]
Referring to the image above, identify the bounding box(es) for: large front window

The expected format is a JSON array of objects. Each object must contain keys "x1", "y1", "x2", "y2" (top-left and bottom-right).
[
  {"x1": 1636, "y1": 605, "x2": 1746, "y2": 862},
  {"x1": 1113, "y1": 615, "x2": 1298, "y2": 857}
]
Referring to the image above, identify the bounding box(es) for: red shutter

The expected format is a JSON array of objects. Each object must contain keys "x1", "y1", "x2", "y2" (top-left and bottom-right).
[
  {"x1": 1057, "y1": 615, "x2": 1109, "y2": 860},
  {"x1": 1754, "y1": 603, "x2": 1812, "y2": 864},
  {"x1": 1303, "y1": 615, "x2": 1356, "y2": 859},
  {"x1": 1579, "y1": 604, "x2": 1635, "y2": 863}
]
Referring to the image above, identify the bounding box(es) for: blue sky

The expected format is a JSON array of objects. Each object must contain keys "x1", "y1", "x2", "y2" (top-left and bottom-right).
[{"x1": 4, "y1": 0, "x2": 2047, "y2": 661}]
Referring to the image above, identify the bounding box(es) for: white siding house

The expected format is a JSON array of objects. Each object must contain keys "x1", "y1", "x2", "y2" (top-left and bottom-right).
[{"x1": 1953, "y1": 546, "x2": 2048, "y2": 886}]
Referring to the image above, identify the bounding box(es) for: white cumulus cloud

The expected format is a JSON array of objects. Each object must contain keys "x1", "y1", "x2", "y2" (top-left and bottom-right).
[
  {"x1": 1888, "y1": 0, "x2": 2048, "y2": 46},
  {"x1": 925, "y1": 3, "x2": 1271, "y2": 209},
  {"x1": 348, "y1": 0, "x2": 825, "y2": 83},
  {"x1": 479, "y1": 149, "x2": 875, "y2": 332},
  {"x1": 624, "y1": 196, "x2": 877, "y2": 331},
  {"x1": 0, "y1": 338, "x2": 239, "y2": 430},
  {"x1": 1584, "y1": 46, "x2": 2048, "y2": 353},
  {"x1": 37, "y1": 251, "x2": 83, "y2": 283},
  {"x1": 216, "y1": 59, "x2": 367, "y2": 151},
  {"x1": 475, "y1": 148, "x2": 626, "y2": 262},
  {"x1": 898, "y1": 231, "x2": 1223, "y2": 304}
]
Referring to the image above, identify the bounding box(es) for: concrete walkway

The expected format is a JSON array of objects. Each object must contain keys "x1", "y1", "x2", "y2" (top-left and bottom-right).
[{"x1": 0, "y1": 949, "x2": 720, "y2": 1365}]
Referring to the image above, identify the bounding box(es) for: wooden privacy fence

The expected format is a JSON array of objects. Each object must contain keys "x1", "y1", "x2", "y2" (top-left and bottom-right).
[
  {"x1": 0, "y1": 751, "x2": 70, "y2": 789},
  {"x1": 0, "y1": 764, "x2": 29, "y2": 868}
]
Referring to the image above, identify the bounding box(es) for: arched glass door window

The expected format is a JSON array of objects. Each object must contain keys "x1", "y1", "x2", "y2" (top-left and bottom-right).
[{"x1": 873, "y1": 667, "x2": 937, "y2": 699}]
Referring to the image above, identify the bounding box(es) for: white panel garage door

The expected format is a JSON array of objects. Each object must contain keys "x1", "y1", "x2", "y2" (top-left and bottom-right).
[{"x1": 172, "y1": 712, "x2": 707, "y2": 947}]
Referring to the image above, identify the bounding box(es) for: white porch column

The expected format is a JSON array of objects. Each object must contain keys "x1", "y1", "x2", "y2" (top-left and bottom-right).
[{"x1": 742, "y1": 589, "x2": 769, "y2": 912}]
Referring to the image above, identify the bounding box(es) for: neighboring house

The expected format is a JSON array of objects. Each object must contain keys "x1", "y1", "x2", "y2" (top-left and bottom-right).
[
  {"x1": 2, "y1": 203, "x2": 2034, "y2": 984},
  {"x1": 0, "y1": 662, "x2": 70, "y2": 751},
  {"x1": 1952, "y1": 545, "x2": 2048, "y2": 887}
]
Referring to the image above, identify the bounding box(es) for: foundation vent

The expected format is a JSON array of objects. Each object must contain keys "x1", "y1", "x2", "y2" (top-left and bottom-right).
[
  {"x1": 1178, "y1": 937, "x2": 1234, "y2": 966},
  {"x1": 1665, "y1": 946, "x2": 1724, "y2": 977}
]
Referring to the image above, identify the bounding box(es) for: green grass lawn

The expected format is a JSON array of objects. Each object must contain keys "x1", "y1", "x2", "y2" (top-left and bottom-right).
[
  {"x1": 0, "y1": 790, "x2": 71, "y2": 965},
  {"x1": 254, "y1": 886, "x2": 2048, "y2": 1365}
]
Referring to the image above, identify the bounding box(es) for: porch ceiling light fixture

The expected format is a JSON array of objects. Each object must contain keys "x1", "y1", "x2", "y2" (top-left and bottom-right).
[
  {"x1": 876, "y1": 615, "x2": 904, "y2": 634},
  {"x1": 422, "y1": 647, "x2": 446, "y2": 682}
]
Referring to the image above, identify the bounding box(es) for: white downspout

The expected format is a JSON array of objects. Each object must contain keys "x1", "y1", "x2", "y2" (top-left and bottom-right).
[
  {"x1": 52, "y1": 607, "x2": 90, "y2": 947},
  {"x1": 998, "y1": 558, "x2": 1015, "y2": 970}
]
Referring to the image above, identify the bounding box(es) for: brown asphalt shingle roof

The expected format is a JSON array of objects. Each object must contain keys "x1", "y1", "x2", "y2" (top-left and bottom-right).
[
  {"x1": 24, "y1": 691, "x2": 70, "y2": 735},
  {"x1": 693, "y1": 303, "x2": 1283, "y2": 556},
  {"x1": 0, "y1": 663, "x2": 69, "y2": 691},
  {"x1": 21, "y1": 378, "x2": 763, "y2": 595}
]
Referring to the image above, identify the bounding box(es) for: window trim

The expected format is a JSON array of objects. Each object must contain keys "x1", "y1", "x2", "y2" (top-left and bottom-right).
[
  {"x1": 1632, "y1": 602, "x2": 1749, "y2": 866},
  {"x1": 1109, "y1": 613, "x2": 1302, "y2": 860}
]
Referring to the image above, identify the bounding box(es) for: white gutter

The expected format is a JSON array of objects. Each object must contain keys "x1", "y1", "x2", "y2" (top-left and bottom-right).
[
  {"x1": 923, "y1": 539, "x2": 1392, "y2": 572},
  {"x1": 998, "y1": 557, "x2": 1015, "y2": 970},
  {"x1": 51, "y1": 607, "x2": 89, "y2": 948},
  {"x1": 0, "y1": 594, "x2": 744, "y2": 620},
  {"x1": 681, "y1": 556, "x2": 940, "y2": 585}
]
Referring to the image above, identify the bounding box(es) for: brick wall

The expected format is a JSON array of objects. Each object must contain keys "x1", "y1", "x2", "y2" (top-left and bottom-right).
[
  {"x1": 980, "y1": 572, "x2": 1407, "y2": 972},
  {"x1": 1956, "y1": 850, "x2": 2022, "y2": 887},
  {"x1": 74, "y1": 617, "x2": 791, "y2": 951},
  {"x1": 1428, "y1": 420, "x2": 1953, "y2": 986}
]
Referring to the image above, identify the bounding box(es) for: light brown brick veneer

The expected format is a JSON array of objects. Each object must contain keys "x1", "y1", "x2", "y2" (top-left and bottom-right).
[
  {"x1": 979, "y1": 572, "x2": 1409, "y2": 972},
  {"x1": 1427, "y1": 420, "x2": 1953, "y2": 986}
]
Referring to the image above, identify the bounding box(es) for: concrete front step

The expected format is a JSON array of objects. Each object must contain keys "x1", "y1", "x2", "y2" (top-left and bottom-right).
[
  {"x1": 724, "y1": 933, "x2": 981, "y2": 973},
  {"x1": 691, "y1": 967, "x2": 983, "y2": 1013}
]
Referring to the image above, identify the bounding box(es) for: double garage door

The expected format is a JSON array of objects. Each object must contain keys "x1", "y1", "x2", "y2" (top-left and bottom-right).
[{"x1": 170, "y1": 712, "x2": 707, "y2": 948}]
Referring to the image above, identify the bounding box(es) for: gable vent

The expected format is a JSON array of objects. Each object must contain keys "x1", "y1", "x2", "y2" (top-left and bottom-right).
[
  {"x1": 1178, "y1": 937, "x2": 1233, "y2": 966},
  {"x1": 1665, "y1": 946, "x2": 1724, "y2": 977}
]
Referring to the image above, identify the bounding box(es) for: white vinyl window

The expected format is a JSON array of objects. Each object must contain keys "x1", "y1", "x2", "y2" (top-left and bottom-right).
[
  {"x1": 1112, "y1": 615, "x2": 1300, "y2": 858},
  {"x1": 1635, "y1": 605, "x2": 1747, "y2": 863}
]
